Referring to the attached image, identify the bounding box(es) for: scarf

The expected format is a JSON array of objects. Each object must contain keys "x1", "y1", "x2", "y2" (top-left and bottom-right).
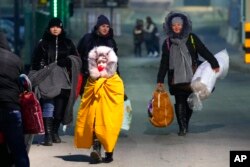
[{"x1": 169, "y1": 37, "x2": 193, "y2": 84}]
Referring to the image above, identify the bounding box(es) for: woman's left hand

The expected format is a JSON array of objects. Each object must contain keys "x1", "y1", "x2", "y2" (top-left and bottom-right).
[{"x1": 213, "y1": 67, "x2": 220, "y2": 73}]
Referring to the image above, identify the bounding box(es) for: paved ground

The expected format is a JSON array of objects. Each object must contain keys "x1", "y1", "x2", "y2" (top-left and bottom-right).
[
  {"x1": 28, "y1": 4, "x2": 250, "y2": 167},
  {"x1": 28, "y1": 25, "x2": 250, "y2": 167}
]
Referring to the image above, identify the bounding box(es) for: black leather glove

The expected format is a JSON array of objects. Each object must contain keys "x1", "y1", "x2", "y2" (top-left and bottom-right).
[
  {"x1": 57, "y1": 57, "x2": 71, "y2": 68},
  {"x1": 124, "y1": 93, "x2": 128, "y2": 101}
]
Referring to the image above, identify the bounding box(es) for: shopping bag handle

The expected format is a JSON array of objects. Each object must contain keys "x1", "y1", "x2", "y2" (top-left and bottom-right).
[{"x1": 155, "y1": 84, "x2": 165, "y2": 93}]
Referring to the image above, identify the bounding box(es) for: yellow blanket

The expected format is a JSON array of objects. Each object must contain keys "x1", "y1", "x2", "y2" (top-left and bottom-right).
[{"x1": 74, "y1": 74, "x2": 124, "y2": 152}]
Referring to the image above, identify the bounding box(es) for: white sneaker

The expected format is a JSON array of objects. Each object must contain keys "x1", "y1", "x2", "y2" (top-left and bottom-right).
[{"x1": 152, "y1": 51, "x2": 159, "y2": 57}]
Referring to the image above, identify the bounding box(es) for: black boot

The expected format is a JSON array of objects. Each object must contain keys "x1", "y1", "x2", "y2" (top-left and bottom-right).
[
  {"x1": 175, "y1": 104, "x2": 187, "y2": 136},
  {"x1": 52, "y1": 119, "x2": 61, "y2": 143},
  {"x1": 186, "y1": 107, "x2": 193, "y2": 132},
  {"x1": 104, "y1": 152, "x2": 113, "y2": 163},
  {"x1": 43, "y1": 117, "x2": 53, "y2": 146},
  {"x1": 90, "y1": 138, "x2": 102, "y2": 163}
]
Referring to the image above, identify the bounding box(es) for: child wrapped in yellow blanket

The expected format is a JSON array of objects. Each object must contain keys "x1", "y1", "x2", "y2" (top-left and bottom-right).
[{"x1": 74, "y1": 46, "x2": 124, "y2": 163}]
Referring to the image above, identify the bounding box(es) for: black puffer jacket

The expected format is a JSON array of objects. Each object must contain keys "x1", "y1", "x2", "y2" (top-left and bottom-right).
[
  {"x1": 31, "y1": 28, "x2": 78, "y2": 71},
  {"x1": 77, "y1": 26, "x2": 118, "y2": 78},
  {"x1": 157, "y1": 12, "x2": 219, "y2": 95},
  {"x1": 0, "y1": 32, "x2": 23, "y2": 110}
]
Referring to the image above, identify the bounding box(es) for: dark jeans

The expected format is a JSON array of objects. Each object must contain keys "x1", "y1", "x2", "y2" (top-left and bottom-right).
[
  {"x1": 153, "y1": 37, "x2": 160, "y2": 53},
  {"x1": 145, "y1": 39, "x2": 154, "y2": 54},
  {"x1": 145, "y1": 37, "x2": 159, "y2": 55},
  {"x1": 0, "y1": 108, "x2": 30, "y2": 167},
  {"x1": 0, "y1": 143, "x2": 12, "y2": 166},
  {"x1": 134, "y1": 42, "x2": 142, "y2": 57}
]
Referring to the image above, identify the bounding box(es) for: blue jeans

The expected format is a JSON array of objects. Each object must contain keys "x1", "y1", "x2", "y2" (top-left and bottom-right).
[
  {"x1": 41, "y1": 99, "x2": 54, "y2": 118},
  {"x1": 0, "y1": 109, "x2": 30, "y2": 167},
  {"x1": 41, "y1": 95, "x2": 68, "y2": 121}
]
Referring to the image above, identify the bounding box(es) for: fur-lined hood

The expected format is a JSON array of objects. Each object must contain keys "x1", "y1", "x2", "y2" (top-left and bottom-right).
[
  {"x1": 88, "y1": 46, "x2": 117, "y2": 80},
  {"x1": 164, "y1": 11, "x2": 192, "y2": 39}
]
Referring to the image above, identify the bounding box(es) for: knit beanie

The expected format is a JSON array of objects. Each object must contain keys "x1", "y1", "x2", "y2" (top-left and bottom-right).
[
  {"x1": 96, "y1": 15, "x2": 110, "y2": 27},
  {"x1": 171, "y1": 16, "x2": 183, "y2": 25},
  {"x1": 48, "y1": 18, "x2": 63, "y2": 28}
]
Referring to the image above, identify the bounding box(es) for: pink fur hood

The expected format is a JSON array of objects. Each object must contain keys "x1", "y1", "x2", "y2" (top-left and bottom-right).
[{"x1": 88, "y1": 46, "x2": 118, "y2": 79}]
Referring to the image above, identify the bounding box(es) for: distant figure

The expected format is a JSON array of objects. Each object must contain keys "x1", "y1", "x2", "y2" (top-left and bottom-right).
[
  {"x1": 143, "y1": 16, "x2": 159, "y2": 57},
  {"x1": 133, "y1": 19, "x2": 144, "y2": 57}
]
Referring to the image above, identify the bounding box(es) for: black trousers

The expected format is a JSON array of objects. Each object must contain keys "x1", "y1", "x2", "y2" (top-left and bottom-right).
[
  {"x1": 0, "y1": 143, "x2": 13, "y2": 167},
  {"x1": 53, "y1": 92, "x2": 70, "y2": 121}
]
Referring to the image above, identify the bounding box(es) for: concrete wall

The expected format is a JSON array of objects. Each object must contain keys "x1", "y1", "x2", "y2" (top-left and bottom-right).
[
  {"x1": 246, "y1": 0, "x2": 250, "y2": 22},
  {"x1": 210, "y1": 0, "x2": 230, "y2": 7},
  {"x1": 0, "y1": 0, "x2": 13, "y2": 7},
  {"x1": 216, "y1": 0, "x2": 243, "y2": 46}
]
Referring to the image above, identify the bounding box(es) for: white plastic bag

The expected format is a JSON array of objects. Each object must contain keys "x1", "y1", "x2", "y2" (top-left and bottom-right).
[
  {"x1": 214, "y1": 49, "x2": 229, "y2": 79},
  {"x1": 121, "y1": 99, "x2": 132, "y2": 130},
  {"x1": 191, "y1": 49, "x2": 229, "y2": 99},
  {"x1": 187, "y1": 92, "x2": 203, "y2": 111},
  {"x1": 188, "y1": 49, "x2": 229, "y2": 110},
  {"x1": 191, "y1": 61, "x2": 217, "y2": 98}
]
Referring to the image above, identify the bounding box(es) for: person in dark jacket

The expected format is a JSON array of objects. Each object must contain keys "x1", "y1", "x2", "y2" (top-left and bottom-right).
[
  {"x1": 77, "y1": 14, "x2": 118, "y2": 93},
  {"x1": 0, "y1": 31, "x2": 30, "y2": 166},
  {"x1": 31, "y1": 18, "x2": 80, "y2": 146},
  {"x1": 156, "y1": 11, "x2": 220, "y2": 136},
  {"x1": 133, "y1": 19, "x2": 144, "y2": 57},
  {"x1": 144, "y1": 16, "x2": 160, "y2": 57}
]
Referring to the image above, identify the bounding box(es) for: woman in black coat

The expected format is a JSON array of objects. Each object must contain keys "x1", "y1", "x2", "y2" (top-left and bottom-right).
[
  {"x1": 157, "y1": 11, "x2": 220, "y2": 136},
  {"x1": 77, "y1": 15, "x2": 118, "y2": 93},
  {"x1": 31, "y1": 18, "x2": 79, "y2": 146}
]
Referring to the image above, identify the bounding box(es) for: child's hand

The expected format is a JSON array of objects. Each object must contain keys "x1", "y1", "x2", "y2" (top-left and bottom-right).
[{"x1": 100, "y1": 71, "x2": 109, "y2": 78}]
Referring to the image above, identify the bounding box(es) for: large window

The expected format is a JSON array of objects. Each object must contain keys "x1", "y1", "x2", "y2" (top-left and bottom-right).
[{"x1": 84, "y1": 0, "x2": 128, "y2": 8}]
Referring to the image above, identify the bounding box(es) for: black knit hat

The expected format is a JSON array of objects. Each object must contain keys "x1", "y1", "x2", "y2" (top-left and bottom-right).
[
  {"x1": 96, "y1": 15, "x2": 110, "y2": 27},
  {"x1": 48, "y1": 18, "x2": 63, "y2": 28}
]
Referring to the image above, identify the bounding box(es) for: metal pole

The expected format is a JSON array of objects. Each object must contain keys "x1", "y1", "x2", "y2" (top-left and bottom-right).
[
  {"x1": 240, "y1": 0, "x2": 244, "y2": 44},
  {"x1": 31, "y1": 0, "x2": 36, "y2": 55},
  {"x1": 110, "y1": 6, "x2": 113, "y2": 26},
  {"x1": 14, "y1": 0, "x2": 20, "y2": 55}
]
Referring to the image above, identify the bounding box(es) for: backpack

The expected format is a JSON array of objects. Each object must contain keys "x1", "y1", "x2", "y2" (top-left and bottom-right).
[{"x1": 148, "y1": 89, "x2": 174, "y2": 127}]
